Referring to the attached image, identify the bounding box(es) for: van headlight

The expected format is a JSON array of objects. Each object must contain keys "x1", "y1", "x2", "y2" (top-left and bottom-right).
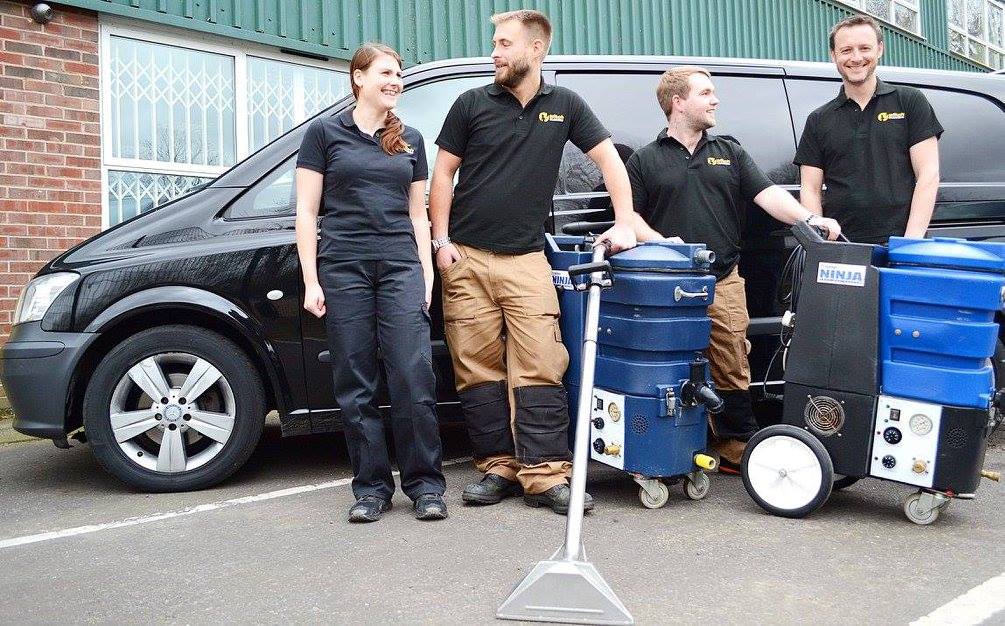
[{"x1": 12, "y1": 273, "x2": 78, "y2": 326}]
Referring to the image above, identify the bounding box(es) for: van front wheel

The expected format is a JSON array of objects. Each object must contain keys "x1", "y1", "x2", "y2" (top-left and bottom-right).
[{"x1": 83, "y1": 325, "x2": 266, "y2": 492}]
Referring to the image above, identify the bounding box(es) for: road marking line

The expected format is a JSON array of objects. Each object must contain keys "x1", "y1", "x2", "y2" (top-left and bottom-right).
[
  {"x1": 910, "y1": 572, "x2": 1005, "y2": 626},
  {"x1": 0, "y1": 456, "x2": 472, "y2": 550}
]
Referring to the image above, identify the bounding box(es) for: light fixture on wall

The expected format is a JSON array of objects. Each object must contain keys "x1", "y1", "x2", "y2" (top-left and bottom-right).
[{"x1": 30, "y1": 3, "x2": 54, "y2": 25}]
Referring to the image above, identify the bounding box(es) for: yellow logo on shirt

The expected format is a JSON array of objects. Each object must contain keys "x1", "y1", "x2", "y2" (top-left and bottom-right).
[
  {"x1": 538, "y1": 111, "x2": 565, "y2": 123},
  {"x1": 707, "y1": 157, "x2": 731, "y2": 166},
  {"x1": 877, "y1": 111, "x2": 906, "y2": 122}
]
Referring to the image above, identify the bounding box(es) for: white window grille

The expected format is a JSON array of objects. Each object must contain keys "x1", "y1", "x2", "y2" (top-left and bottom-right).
[
  {"x1": 837, "y1": 0, "x2": 923, "y2": 35},
  {"x1": 948, "y1": 0, "x2": 1005, "y2": 68},
  {"x1": 100, "y1": 21, "x2": 349, "y2": 227}
]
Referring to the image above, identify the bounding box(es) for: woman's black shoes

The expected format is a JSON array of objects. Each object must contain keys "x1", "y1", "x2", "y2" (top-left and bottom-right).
[
  {"x1": 413, "y1": 494, "x2": 449, "y2": 520},
  {"x1": 347, "y1": 495, "x2": 392, "y2": 523}
]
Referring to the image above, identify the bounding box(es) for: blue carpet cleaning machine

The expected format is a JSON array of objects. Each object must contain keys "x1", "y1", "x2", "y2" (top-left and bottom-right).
[
  {"x1": 547, "y1": 235, "x2": 724, "y2": 508},
  {"x1": 741, "y1": 222, "x2": 1003, "y2": 524}
]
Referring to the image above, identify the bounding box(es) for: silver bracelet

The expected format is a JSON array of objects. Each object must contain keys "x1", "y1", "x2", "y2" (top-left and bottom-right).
[{"x1": 431, "y1": 235, "x2": 451, "y2": 253}]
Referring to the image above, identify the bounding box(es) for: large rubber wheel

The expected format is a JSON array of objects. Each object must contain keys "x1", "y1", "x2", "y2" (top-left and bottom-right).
[
  {"x1": 741, "y1": 424, "x2": 834, "y2": 518},
  {"x1": 84, "y1": 325, "x2": 266, "y2": 492},
  {"x1": 832, "y1": 476, "x2": 860, "y2": 491}
]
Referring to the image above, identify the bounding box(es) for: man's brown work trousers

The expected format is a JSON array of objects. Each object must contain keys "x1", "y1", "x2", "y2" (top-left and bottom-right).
[
  {"x1": 440, "y1": 243, "x2": 572, "y2": 494},
  {"x1": 706, "y1": 266, "x2": 758, "y2": 441}
]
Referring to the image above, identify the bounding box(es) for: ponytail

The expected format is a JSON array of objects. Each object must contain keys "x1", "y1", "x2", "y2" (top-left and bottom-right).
[{"x1": 381, "y1": 110, "x2": 410, "y2": 155}]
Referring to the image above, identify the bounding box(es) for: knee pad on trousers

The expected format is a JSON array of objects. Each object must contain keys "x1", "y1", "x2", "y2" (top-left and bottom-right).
[
  {"x1": 709, "y1": 389, "x2": 758, "y2": 442},
  {"x1": 458, "y1": 380, "x2": 514, "y2": 458},
  {"x1": 514, "y1": 385, "x2": 572, "y2": 465}
]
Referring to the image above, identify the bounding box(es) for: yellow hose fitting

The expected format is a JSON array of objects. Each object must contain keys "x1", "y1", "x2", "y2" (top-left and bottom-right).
[{"x1": 694, "y1": 453, "x2": 717, "y2": 470}]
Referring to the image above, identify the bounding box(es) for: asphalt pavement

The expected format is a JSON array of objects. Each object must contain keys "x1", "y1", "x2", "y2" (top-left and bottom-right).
[{"x1": 0, "y1": 422, "x2": 1002, "y2": 625}]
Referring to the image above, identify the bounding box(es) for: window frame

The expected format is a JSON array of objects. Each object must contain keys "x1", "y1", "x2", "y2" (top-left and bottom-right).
[
  {"x1": 834, "y1": 0, "x2": 924, "y2": 37},
  {"x1": 948, "y1": 0, "x2": 1005, "y2": 69},
  {"x1": 98, "y1": 17, "x2": 348, "y2": 228}
]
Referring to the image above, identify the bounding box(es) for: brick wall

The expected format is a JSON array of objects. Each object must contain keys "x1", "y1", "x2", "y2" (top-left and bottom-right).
[{"x1": 0, "y1": 0, "x2": 101, "y2": 406}]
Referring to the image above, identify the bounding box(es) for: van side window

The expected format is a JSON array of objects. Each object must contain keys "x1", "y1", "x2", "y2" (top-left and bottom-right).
[
  {"x1": 393, "y1": 75, "x2": 495, "y2": 183},
  {"x1": 787, "y1": 78, "x2": 1005, "y2": 184},
  {"x1": 918, "y1": 87, "x2": 1005, "y2": 183},
  {"x1": 553, "y1": 72, "x2": 795, "y2": 231},
  {"x1": 225, "y1": 156, "x2": 297, "y2": 219}
]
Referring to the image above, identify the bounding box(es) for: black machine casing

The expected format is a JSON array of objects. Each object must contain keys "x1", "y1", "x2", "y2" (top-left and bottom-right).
[
  {"x1": 782, "y1": 235, "x2": 883, "y2": 477},
  {"x1": 781, "y1": 224, "x2": 994, "y2": 494}
]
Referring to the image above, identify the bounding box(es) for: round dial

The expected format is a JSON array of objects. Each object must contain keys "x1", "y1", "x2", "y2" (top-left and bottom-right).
[
  {"x1": 882, "y1": 455, "x2": 896, "y2": 469},
  {"x1": 883, "y1": 427, "x2": 902, "y2": 444},
  {"x1": 909, "y1": 413, "x2": 933, "y2": 436}
]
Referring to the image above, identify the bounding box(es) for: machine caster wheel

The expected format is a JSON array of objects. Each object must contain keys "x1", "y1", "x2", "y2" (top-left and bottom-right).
[
  {"x1": 638, "y1": 482, "x2": 670, "y2": 509},
  {"x1": 684, "y1": 471, "x2": 710, "y2": 500},
  {"x1": 903, "y1": 491, "x2": 949, "y2": 525},
  {"x1": 741, "y1": 424, "x2": 834, "y2": 518},
  {"x1": 832, "y1": 476, "x2": 860, "y2": 491}
]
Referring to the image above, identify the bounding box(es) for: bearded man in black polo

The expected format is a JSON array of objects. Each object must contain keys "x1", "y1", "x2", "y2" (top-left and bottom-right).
[
  {"x1": 795, "y1": 15, "x2": 942, "y2": 244},
  {"x1": 428, "y1": 9, "x2": 638, "y2": 514},
  {"x1": 626, "y1": 66, "x2": 842, "y2": 472}
]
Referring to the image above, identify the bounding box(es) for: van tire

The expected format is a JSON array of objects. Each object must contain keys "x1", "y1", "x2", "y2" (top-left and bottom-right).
[{"x1": 83, "y1": 325, "x2": 265, "y2": 492}]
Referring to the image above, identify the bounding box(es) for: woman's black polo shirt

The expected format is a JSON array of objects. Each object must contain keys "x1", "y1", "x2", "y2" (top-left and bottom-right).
[
  {"x1": 793, "y1": 79, "x2": 943, "y2": 243},
  {"x1": 297, "y1": 110, "x2": 428, "y2": 262},
  {"x1": 435, "y1": 81, "x2": 610, "y2": 254},
  {"x1": 626, "y1": 130, "x2": 773, "y2": 280}
]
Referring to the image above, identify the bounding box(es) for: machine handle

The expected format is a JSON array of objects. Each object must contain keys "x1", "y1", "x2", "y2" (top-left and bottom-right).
[
  {"x1": 792, "y1": 219, "x2": 826, "y2": 247},
  {"x1": 674, "y1": 285, "x2": 709, "y2": 302},
  {"x1": 567, "y1": 260, "x2": 611, "y2": 278},
  {"x1": 561, "y1": 220, "x2": 615, "y2": 236}
]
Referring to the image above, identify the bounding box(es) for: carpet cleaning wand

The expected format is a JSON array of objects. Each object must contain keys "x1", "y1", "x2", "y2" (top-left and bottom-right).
[{"x1": 497, "y1": 243, "x2": 633, "y2": 625}]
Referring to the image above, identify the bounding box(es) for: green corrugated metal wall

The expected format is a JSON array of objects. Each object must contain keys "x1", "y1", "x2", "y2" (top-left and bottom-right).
[{"x1": 58, "y1": 0, "x2": 986, "y2": 71}]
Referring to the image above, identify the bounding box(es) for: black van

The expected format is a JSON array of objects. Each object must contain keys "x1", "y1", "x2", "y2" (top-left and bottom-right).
[{"x1": 2, "y1": 56, "x2": 1004, "y2": 491}]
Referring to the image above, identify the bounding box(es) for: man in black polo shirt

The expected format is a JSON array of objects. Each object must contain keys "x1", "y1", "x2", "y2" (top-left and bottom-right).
[
  {"x1": 795, "y1": 15, "x2": 942, "y2": 244},
  {"x1": 626, "y1": 66, "x2": 842, "y2": 473},
  {"x1": 428, "y1": 9, "x2": 638, "y2": 514}
]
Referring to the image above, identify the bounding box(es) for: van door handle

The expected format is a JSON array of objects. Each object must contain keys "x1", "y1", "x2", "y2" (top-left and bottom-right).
[{"x1": 674, "y1": 286, "x2": 709, "y2": 301}]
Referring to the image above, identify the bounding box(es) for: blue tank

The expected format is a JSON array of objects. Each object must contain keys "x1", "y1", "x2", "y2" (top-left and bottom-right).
[
  {"x1": 879, "y1": 237, "x2": 1005, "y2": 409},
  {"x1": 546, "y1": 235, "x2": 717, "y2": 479}
]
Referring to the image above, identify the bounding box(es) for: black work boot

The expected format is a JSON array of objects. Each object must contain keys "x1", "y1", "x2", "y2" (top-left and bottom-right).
[
  {"x1": 413, "y1": 494, "x2": 448, "y2": 520},
  {"x1": 523, "y1": 484, "x2": 594, "y2": 515},
  {"x1": 347, "y1": 495, "x2": 392, "y2": 523},
  {"x1": 461, "y1": 473, "x2": 523, "y2": 505}
]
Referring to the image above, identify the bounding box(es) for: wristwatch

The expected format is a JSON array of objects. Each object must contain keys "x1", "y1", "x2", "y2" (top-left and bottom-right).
[{"x1": 431, "y1": 235, "x2": 451, "y2": 253}]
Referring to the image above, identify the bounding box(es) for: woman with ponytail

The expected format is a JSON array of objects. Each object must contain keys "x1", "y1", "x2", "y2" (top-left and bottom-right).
[{"x1": 295, "y1": 43, "x2": 446, "y2": 523}]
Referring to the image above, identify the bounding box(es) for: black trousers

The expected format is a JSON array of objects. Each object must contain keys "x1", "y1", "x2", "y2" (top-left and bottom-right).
[{"x1": 319, "y1": 258, "x2": 446, "y2": 500}]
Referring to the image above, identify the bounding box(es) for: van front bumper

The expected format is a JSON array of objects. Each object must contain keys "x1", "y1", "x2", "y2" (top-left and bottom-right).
[{"x1": 0, "y1": 322, "x2": 96, "y2": 439}]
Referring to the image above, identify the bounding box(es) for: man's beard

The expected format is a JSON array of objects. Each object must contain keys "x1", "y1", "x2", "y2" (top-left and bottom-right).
[
  {"x1": 840, "y1": 62, "x2": 874, "y2": 85},
  {"x1": 686, "y1": 110, "x2": 715, "y2": 132},
  {"x1": 495, "y1": 57, "x2": 532, "y2": 88}
]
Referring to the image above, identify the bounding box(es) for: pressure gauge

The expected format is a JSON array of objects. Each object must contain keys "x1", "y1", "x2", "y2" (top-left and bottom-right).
[{"x1": 909, "y1": 413, "x2": 933, "y2": 436}]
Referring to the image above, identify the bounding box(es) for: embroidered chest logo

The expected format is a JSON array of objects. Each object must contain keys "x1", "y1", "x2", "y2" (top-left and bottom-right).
[
  {"x1": 538, "y1": 111, "x2": 565, "y2": 123},
  {"x1": 877, "y1": 111, "x2": 906, "y2": 122},
  {"x1": 707, "y1": 157, "x2": 731, "y2": 166}
]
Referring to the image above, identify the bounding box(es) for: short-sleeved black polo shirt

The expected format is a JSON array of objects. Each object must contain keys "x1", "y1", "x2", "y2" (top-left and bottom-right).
[
  {"x1": 793, "y1": 79, "x2": 943, "y2": 244},
  {"x1": 435, "y1": 80, "x2": 610, "y2": 254},
  {"x1": 626, "y1": 130, "x2": 774, "y2": 280},
  {"x1": 297, "y1": 110, "x2": 428, "y2": 262}
]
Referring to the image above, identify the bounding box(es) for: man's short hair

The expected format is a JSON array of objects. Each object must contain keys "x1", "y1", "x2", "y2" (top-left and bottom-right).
[
  {"x1": 829, "y1": 14, "x2": 884, "y2": 50},
  {"x1": 491, "y1": 9, "x2": 553, "y2": 48},
  {"x1": 656, "y1": 66, "x2": 711, "y2": 117}
]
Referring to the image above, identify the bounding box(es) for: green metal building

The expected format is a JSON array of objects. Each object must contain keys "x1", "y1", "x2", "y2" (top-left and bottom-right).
[{"x1": 59, "y1": 0, "x2": 993, "y2": 70}]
